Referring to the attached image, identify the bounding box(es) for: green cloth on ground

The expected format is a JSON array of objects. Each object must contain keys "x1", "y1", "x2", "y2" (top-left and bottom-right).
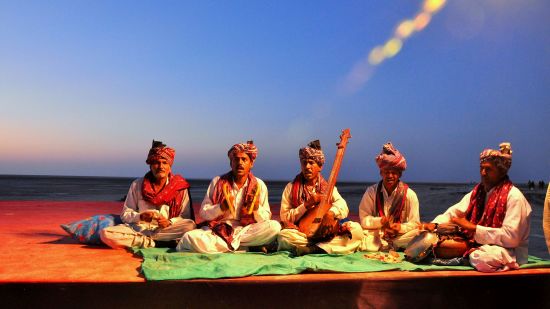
[{"x1": 131, "y1": 248, "x2": 550, "y2": 281}]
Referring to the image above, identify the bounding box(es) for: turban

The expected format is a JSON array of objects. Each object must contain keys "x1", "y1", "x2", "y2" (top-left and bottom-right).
[
  {"x1": 480, "y1": 142, "x2": 512, "y2": 172},
  {"x1": 228, "y1": 140, "x2": 258, "y2": 161},
  {"x1": 145, "y1": 140, "x2": 175, "y2": 166},
  {"x1": 299, "y1": 140, "x2": 325, "y2": 166},
  {"x1": 375, "y1": 142, "x2": 407, "y2": 171}
]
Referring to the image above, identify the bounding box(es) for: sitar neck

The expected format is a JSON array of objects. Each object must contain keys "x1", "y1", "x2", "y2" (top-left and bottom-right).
[{"x1": 323, "y1": 129, "x2": 351, "y2": 204}]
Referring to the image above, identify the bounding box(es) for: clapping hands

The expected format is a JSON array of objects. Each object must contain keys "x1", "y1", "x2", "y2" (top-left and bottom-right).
[
  {"x1": 381, "y1": 216, "x2": 400, "y2": 239},
  {"x1": 304, "y1": 193, "x2": 325, "y2": 210}
]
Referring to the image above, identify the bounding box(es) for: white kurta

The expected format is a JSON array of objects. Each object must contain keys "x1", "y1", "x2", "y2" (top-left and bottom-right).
[
  {"x1": 177, "y1": 175, "x2": 281, "y2": 253},
  {"x1": 278, "y1": 182, "x2": 363, "y2": 254},
  {"x1": 100, "y1": 177, "x2": 196, "y2": 249},
  {"x1": 358, "y1": 183, "x2": 420, "y2": 251},
  {"x1": 432, "y1": 186, "x2": 532, "y2": 272}
]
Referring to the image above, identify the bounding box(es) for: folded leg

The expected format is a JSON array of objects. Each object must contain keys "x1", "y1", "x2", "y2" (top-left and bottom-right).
[
  {"x1": 238, "y1": 220, "x2": 281, "y2": 248},
  {"x1": 100, "y1": 224, "x2": 155, "y2": 249},
  {"x1": 176, "y1": 226, "x2": 231, "y2": 253},
  {"x1": 469, "y1": 244, "x2": 519, "y2": 272}
]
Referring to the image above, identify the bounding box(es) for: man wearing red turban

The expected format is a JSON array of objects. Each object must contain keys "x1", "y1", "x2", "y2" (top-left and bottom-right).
[
  {"x1": 177, "y1": 141, "x2": 281, "y2": 253},
  {"x1": 358, "y1": 142, "x2": 420, "y2": 251},
  {"x1": 429, "y1": 142, "x2": 532, "y2": 272},
  {"x1": 100, "y1": 140, "x2": 196, "y2": 248}
]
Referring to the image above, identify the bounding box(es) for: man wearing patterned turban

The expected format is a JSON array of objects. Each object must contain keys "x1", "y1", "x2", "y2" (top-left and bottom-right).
[
  {"x1": 358, "y1": 142, "x2": 420, "y2": 252},
  {"x1": 177, "y1": 141, "x2": 281, "y2": 253},
  {"x1": 278, "y1": 140, "x2": 363, "y2": 255},
  {"x1": 430, "y1": 142, "x2": 532, "y2": 272},
  {"x1": 101, "y1": 140, "x2": 196, "y2": 249}
]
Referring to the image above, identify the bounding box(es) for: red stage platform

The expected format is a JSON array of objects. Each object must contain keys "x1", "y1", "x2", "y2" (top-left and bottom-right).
[{"x1": 1, "y1": 201, "x2": 549, "y2": 308}]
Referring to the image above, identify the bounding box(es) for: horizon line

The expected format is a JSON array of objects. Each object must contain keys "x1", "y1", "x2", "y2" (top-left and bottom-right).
[{"x1": 0, "y1": 173, "x2": 500, "y2": 185}]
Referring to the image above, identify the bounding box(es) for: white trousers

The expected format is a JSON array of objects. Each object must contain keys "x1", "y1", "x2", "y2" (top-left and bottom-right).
[
  {"x1": 100, "y1": 219, "x2": 196, "y2": 249},
  {"x1": 469, "y1": 244, "x2": 520, "y2": 272},
  {"x1": 277, "y1": 221, "x2": 363, "y2": 255},
  {"x1": 359, "y1": 229, "x2": 421, "y2": 252},
  {"x1": 177, "y1": 220, "x2": 281, "y2": 253}
]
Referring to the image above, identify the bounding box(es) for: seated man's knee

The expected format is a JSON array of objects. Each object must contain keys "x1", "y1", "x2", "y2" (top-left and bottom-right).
[
  {"x1": 174, "y1": 219, "x2": 196, "y2": 231},
  {"x1": 268, "y1": 220, "x2": 282, "y2": 234},
  {"x1": 99, "y1": 227, "x2": 124, "y2": 249},
  {"x1": 180, "y1": 228, "x2": 206, "y2": 244},
  {"x1": 277, "y1": 231, "x2": 295, "y2": 251},
  {"x1": 468, "y1": 245, "x2": 517, "y2": 272}
]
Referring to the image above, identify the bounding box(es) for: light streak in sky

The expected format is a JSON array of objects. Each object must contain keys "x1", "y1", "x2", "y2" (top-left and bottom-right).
[
  {"x1": 342, "y1": 0, "x2": 447, "y2": 94},
  {"x1": 370, "y1": 0, "x2": 446, "y2": 65}
]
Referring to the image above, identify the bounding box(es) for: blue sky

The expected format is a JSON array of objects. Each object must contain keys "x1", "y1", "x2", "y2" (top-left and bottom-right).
[{"x1": 1, "y1": 0, "x2": 549, "y2": 183}]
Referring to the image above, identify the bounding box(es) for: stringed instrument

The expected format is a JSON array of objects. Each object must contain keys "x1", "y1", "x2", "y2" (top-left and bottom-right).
[{"x1": 298, "y1": 128, "x2": 352, "y2": 238}]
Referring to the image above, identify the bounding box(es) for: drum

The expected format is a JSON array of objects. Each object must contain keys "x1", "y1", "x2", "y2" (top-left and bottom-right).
[
  {"x1": 434, "y1": 236, "x2": 470, "y2": 259},
  {"x1": 404, "y1": 231, "x2": 438, "y2": 262},
  {"x1": 405, "y1": 225, "x2": 471, "y2": 262}
]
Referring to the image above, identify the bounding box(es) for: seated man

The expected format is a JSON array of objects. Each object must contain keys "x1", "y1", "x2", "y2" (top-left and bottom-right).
[
  {"x1": 278, "y1": 140, "x2": 363, "y2": 255},
  {"x1": 428, "y1": 142, "x2": 531, "y2": 272},
  {"x1": 177, "y1": 141, "x2": 281, "y2": 253},
  {"x1": 358, "y1": 142, "x2": 420, "y2": 251},
  {"x1": 101, "y1": 140, "x2": 196, "y2": 248}
]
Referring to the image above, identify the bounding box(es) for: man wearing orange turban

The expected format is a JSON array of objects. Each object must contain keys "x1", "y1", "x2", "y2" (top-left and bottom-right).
[
  {"x1": 100, "y1": 140, "x2": 196, "y2": 249},
  {"x1": 358, "y1": 142, "x2": 420, "y2": 251}
]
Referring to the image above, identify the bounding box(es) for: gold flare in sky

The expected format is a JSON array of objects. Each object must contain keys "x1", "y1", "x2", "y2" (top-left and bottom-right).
[
  {"x1": 342, "y1": 0, "x2": 447, "y2": 94},
  {"x1": 368, "y1": 0, "x2": 447, "y2": 66}
]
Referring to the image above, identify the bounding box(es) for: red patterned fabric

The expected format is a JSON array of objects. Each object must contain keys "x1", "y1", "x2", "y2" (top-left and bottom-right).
[
  {"x1": 146, "y1": 147, "x2": 176, "y2": 166},
  {"x1": 290, "y1": 173, "x2": 329, "y2": 209},
  {"x1": 211, "y1": 171, "x2": 260, "y2": 226},
  {"x1": 208, "y1": 221, "x2": 235, "y2": 250},
  {"x1": 375, "y1": 181, "x2": 409, "y2": 223},
  {"x1": 141, "y1": 172, "x2": 190, "y2": 219},
  {"x1": 465, "y1": 177, "x2": 513, "y2": 228},
  {"x1": 375, "y1": 142, "x2": 407, "y2": 171}
]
